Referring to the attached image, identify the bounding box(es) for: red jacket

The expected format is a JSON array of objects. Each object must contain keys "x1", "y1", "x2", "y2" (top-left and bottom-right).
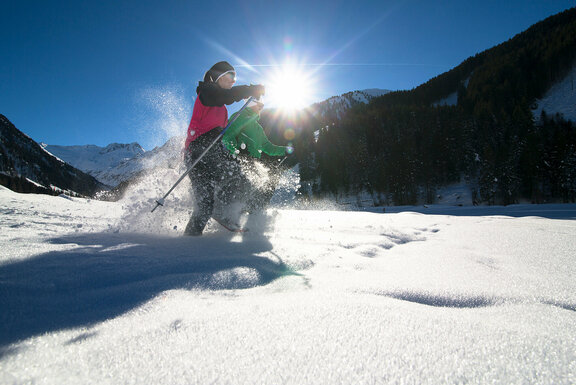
[
  {"x1": 185, "y1": 97, "x2": 227, "y2": 149},
  {"x1": 185, "y1": 82, "x2": 257, "y2": 150}
]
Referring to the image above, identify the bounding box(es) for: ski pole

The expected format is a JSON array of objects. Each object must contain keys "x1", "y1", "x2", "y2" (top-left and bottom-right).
[
  {"x1": 151, "y1": 96, "x2": 254, "y2": 212},
  {"x1": 275, "y1": 156, "x2": 288, "y2": 169}
]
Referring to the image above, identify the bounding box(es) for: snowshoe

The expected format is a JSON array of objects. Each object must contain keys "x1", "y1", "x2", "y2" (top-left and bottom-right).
[
  {"x1": 212, "y1": 199, "x2": 248, "y2": 233},
  {"x1": 212, "y1": 215, "x2": 248, "y2": 233}
]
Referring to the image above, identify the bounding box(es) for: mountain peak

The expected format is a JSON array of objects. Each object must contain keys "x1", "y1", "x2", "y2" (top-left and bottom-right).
[
  {"x1": 101, "y1": 142, "x2": 145, "y2": 155},
  {"x1": 312, "y1": 88, "x2": 391, "y2": 121}
]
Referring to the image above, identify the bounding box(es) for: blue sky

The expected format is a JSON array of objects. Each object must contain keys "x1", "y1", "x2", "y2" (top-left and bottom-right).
[{"x1": 1, "y1": 0, "x2": 574, "y2": 150}]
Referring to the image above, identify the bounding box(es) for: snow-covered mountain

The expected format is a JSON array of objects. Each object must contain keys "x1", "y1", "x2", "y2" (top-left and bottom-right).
[
  {"x1": 43, "y1": 138, "x2": 185, "y2": 189},
  {"x1": 311, "y1": 88, "x2": 390, "y2": 122},
  {"x1": 43, "y1": 142, "x2": 146, "y2": 187},
  {"x1": 0, "y1": 115, "x2": 107, "y2": 196},
  {"x1": 0, "y1": 114, "x2": 183, "y2": 196}
]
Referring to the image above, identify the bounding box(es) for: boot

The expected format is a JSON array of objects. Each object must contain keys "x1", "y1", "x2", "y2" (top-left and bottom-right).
[{"x1": 184, "y1": 217, "x2": 203, "y2": 236}]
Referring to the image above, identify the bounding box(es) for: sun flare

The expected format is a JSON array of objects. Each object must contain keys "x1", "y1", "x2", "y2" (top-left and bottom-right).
[{"x1": 264, "y1": 64, "x2": 316, "y2": 111}]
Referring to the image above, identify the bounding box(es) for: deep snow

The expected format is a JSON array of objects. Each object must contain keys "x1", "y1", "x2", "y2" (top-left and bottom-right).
[{"x1": 1, "y1": 184, "x2": 575, "y2": 384}]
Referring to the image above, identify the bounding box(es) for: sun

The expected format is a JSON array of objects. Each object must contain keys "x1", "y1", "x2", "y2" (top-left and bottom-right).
[{"x1": 264, "y1": 64, "x2": 316, "y2": 111}]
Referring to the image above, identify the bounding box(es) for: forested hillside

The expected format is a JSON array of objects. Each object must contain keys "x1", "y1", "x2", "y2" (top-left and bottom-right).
[
  {"x1": 277, "y1": 8, "x2": 576, "y2": 205},
  {"x1": 0, "y1": 115, "x2": 107, "y2": 197}
]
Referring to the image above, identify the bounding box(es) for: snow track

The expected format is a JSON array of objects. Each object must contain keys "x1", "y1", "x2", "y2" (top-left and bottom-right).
[{"x1": 1, "y1": 186, "x2": 575, "y2": 384}]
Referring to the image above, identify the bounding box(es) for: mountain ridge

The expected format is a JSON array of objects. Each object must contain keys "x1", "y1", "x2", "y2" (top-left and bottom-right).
[
  {"x1": 0, "y1": 114, "x2": 107, "y2": 196},
  {"x1": 43, "y1": 142, "x2": 146, "y2": 187}
]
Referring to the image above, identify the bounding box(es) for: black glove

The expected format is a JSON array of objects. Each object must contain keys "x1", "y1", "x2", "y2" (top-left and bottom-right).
[{"x1": 250, "y1": 84, "x2": 265, "y2": 98}]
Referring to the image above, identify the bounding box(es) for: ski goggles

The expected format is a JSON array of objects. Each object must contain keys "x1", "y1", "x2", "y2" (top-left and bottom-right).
[{"x1": 215, "y1": 70, "x2": 236, "y2": 82}]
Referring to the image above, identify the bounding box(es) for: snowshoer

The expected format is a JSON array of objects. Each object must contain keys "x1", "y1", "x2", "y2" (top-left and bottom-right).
[
  {"x1": 184, "y1": 61, "x2": 265, "y2": 236},
  {"x1": 222, "y1": 97, "x2": 293, "y2": 213}
]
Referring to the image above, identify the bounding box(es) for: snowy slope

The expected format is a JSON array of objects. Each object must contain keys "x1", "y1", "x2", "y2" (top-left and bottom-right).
[
  {"x1": 1, "y1": 184, "x2": 575, "y2": 384},
  {"x1": 433, "y1": 90, "x2": 458, "y2": 107},
  {"x1": 532, "y1": 62, "x2": 576, "y2": 123}
]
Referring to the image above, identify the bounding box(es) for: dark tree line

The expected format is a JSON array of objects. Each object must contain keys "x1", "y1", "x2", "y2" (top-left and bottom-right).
[{"x1": 262, "y1": 8, "x2": 576, "y2": 206}]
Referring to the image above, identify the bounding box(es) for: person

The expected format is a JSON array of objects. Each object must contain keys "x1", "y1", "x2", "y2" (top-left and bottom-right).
[
  {"x1": 221, "y1": 97, "x2": 293, "y2": 214},
  {"x1": 183, "y1": 61, "x2": 264, "y2": 236}
]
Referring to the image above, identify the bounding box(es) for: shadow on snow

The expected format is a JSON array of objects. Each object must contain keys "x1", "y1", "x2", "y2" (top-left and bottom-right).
[
  {"x1": 377, "y1": 291, "x2": 496, "y2": 308},
  {"x1": 0, "y1": 231, "x2": 297, "y2": 353}
]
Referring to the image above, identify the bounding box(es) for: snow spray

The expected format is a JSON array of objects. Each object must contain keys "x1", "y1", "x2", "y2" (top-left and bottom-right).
[{"x1": 113, "y1": 85, "x2": 193, "y2": 234}]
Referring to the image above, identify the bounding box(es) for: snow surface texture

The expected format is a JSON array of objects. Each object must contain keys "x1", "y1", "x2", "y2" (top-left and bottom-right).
[
  {"x1": 1, "y1": 185, "x2": 576, "y2": 384},
  {"x1": 532, "y1": 62, "x2": 576, "y2": 123}
]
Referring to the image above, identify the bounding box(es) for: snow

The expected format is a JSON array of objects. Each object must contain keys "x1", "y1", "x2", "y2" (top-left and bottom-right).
[
  {"x1": 43, "y1": 138, "x2": 186, "y2": 189},
  {"x1": 44, "y1": 143, "x2": 146, "y2": 187},
  {"x1": 532, "y1": 62, "x2": 576, "y2": 124},
  {"x1": 24, "y1": 178, "x2": 46, "y2": 189},
  {"x1": 361, "y1": 88, "x2": 391, "y2": 98},
  {"x1": 433, "y1": 91, "x2": 458, "y2": 107},
  {"x1": 350, "y1": 89, "x2": 390, "y2": 103},
  {"x1": 314, "y1": 89, "x2": 390, "y2": 120},
  {"x1": 1, "y1": 184, "x2": 576, "y2": 384}
]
